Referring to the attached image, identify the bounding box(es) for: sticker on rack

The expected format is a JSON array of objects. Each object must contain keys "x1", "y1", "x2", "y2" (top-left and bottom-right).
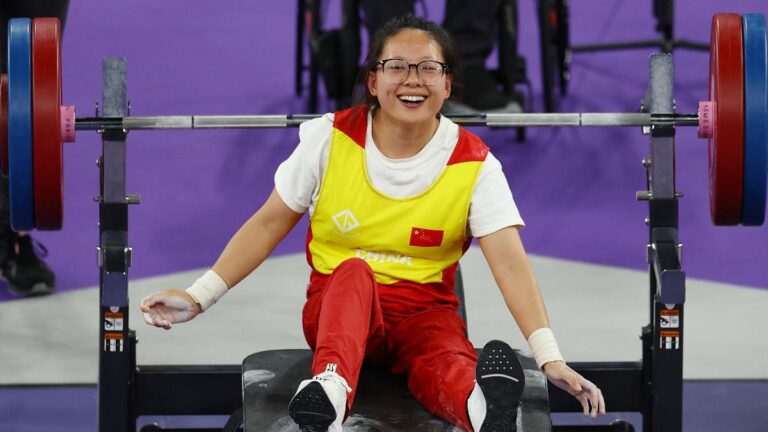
[
  {"x1": 104, "y1": 332, "x2": 124, "y2": 352},
  {"x1": 660, "y1": 309, "x2": 680, "y2": 328},
  {"x1": 660, "y1": 330, "x2": 680, "y2": 350},
  {"x1": 104, "y1": 311, "x2": 124, "y2": 331}
]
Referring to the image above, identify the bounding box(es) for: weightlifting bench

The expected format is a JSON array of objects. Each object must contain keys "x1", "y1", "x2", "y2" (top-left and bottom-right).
[{"x1": 241, "y1": 349, "x2": 550, "y2": 431}]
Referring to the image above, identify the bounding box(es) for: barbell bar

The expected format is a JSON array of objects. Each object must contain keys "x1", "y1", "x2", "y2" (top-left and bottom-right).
[
  {"x1": 0, "y1": 13, "x2": 766, "y2": 231},
  {"x1": 68, "y1": 112, "x2": 700, "y2": 130}
]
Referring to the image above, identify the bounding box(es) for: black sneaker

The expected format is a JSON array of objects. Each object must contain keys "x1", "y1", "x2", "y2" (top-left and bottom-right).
[
  {"x1": 1, "y1": 232, "x2": 55, "y2": 297},
  {"x1": 289, "y1": 381, "x2": 337, "y2": 432},
  {"x1": 476, "y1": 340, "x2": 526, "y2": 432},
  {"x1": 288, "y1": 370, "x2": 350, "y2": 432}
]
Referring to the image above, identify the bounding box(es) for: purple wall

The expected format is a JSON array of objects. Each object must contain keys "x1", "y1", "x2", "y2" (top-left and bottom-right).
[{"x1": 2, "y1": 0, "x2": 767, "y2": 300}]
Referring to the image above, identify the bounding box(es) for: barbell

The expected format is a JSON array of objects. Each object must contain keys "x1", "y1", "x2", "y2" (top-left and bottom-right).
[{"x1": 0, "y1": 13, "x2": 766, "y2": 231}]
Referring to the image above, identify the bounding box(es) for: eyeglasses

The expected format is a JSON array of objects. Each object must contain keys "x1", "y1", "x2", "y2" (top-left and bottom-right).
[{"x1": 375, "y1": 59, "x2": 449, "y2": 85}]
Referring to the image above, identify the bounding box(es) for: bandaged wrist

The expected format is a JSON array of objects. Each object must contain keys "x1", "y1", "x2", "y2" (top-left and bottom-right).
[
  {"x1": 185, "y1": 270, "x2": 229, "y2": 312},
  {"x1": 527, "y1": 327, "x2": 566, "y2": 369}
]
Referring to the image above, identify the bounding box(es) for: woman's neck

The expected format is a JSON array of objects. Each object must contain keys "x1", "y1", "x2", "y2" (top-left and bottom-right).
[{"x1": 371, "y1": 111, "x2": 440, "y2": 159}]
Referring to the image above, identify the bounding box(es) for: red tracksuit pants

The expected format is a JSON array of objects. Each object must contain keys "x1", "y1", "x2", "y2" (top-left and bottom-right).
[{"x1": 302, "y1": 257, "x2": 478, "y2": 430}]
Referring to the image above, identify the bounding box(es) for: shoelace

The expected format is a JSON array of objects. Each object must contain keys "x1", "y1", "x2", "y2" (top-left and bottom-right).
[{"x1": 313, "y1": 371, "x2": 352, "y2": 394}]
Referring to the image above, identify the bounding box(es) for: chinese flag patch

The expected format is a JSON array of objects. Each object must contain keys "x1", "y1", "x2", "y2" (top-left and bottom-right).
[{"x1": 409, "y1": 227, "x2": 444, "y2": 247}]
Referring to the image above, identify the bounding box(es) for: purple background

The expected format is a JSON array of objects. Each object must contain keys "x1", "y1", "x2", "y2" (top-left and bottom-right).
[{"x1": 2, "y1": 0, "x2": 767, "y2": 301}]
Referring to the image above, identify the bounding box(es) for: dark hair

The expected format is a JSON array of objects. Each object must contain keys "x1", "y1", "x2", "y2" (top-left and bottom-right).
[{"x1": 352, "y1": 14, "x2": 462, "y2": 111}]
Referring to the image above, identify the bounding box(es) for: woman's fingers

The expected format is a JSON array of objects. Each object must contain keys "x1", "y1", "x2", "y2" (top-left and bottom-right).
[
  {"x1": 142, "y1": 294, "x2": 171, "y2": 329},
  {"x1": 575, "y1": 392, "x2": 590, "y2": 416},
  {"x1": 587, "y1": 389, "x2": 598, "y2": 418},
  {"x1": 143, "y1": 312, "x2": 155, "y2": 326},
  {"x1": 140, "y1": 293, "x2": 166, "y2": 312},
  {"x1": 144, "y1": 310, "x2": 173, "y2": 329},
  {"x1": 566, "y1": 374, "x2": 583, "y2": 394},
  {"x1": 546, "y1": 364, "x2": 607, "y2": 419},
  {"x1": 140, "y1": 290, "x2": 196, "y2": 329},
  {"x1": 594, "y1": 387, "x2": 606, "y2": 416},
  {"x1": 577, "y1": 379, "x2": 606, "y2": 418}
]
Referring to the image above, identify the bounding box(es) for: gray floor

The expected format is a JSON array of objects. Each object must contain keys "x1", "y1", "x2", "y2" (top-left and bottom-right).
[{"x1": 2, "y1": 247, "x2": 767, "y2": 385}]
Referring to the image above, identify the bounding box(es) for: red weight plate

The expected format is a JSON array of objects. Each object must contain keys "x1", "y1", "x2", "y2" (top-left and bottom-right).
[
  {"x1": 0, "y1": 74, "x2": 7, "y2": 177},
  {"x1": 32, "y1": 18, "x2": 63, "y2": 230},
  {"x1": 708, "y1": 14, "x2": 745, "y2": 225}
]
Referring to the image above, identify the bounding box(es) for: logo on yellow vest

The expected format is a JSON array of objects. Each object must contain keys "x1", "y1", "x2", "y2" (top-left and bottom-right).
[{"x1": 332, "y1": 209, "x2": 359, "y2": 233}]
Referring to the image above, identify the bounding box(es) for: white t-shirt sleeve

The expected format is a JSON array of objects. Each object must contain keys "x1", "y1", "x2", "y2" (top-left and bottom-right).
[
  {"x1": 275, "y1": 113, "x2": 522, "y2": 235},
  {"x1": 273, "y1": 114, "x2": 334, "y2": 213},
  {"x1": 469, "y1": 152, "x2": 525, "y2": 237}
]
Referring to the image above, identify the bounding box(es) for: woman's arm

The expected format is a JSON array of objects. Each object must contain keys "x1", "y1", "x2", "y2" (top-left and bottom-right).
[
  {"x1": 477, "y1": 226, "x2": 606, "y2": 418},
  {"x1": 140, "y1": 188, "x2": 303, "y2": 328},
  {"x1": 476, "y1": 226, "x2": 548, "y2": 338},
  {"x1": 212, "y1": 188, "x2": 305, "y2": 288}
]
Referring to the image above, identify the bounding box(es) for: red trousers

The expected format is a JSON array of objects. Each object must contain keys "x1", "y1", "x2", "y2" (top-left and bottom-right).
[{"x1": 302, "y1": 258, "x2": 477, "y2": 430}]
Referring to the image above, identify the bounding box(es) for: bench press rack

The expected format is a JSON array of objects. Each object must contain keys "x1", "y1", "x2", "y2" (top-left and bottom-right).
[{"x1": 96, "y1": 53, "x2": 684, "y2": 432}]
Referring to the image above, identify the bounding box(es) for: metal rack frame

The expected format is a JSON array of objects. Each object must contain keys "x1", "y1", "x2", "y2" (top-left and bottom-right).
[{"x1": 97, "y1": 53, "x2": 684, "y2": 432}]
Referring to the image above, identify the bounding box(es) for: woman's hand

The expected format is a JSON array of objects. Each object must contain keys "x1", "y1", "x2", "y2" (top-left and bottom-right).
[
  {"x1": 543, "y1": 361, "x2": 606, "y2": 418},
  {"x1": 140, "y1": 289, "x2": 201, "y2": 330}
]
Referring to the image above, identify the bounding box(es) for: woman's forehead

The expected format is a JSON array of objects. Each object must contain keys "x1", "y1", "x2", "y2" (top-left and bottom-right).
[{"x1": 381, "y1": 29, "x2": 443, "y2": 60}]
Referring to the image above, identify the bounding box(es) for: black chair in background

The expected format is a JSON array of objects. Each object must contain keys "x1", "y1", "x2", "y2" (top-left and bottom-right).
[
  {"x1": 295, "y1": 0, "x2": 530, "y2": 124},
  {"x1": 537, "y1": 0, "x2": 708, "y2": 112}
]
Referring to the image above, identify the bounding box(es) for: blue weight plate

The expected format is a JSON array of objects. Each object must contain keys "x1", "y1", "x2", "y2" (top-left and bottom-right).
[
  {"x1": 7, "y1": 18, "x2": 35, "y2": 231},
  {"x1": 741, "y1": 14, "x2": 768, "y2": 226}
]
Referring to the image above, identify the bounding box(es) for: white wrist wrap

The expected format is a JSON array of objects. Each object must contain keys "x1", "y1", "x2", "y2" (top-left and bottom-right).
[
  {"x1": 527, "y1": 327, "x2": 566, "y2": 369},
  {"x1": 185, "y1": 270, "x2": 229, "y2": 312}
]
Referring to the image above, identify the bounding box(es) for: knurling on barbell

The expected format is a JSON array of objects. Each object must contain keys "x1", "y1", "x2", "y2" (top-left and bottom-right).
[{"x1": 0, "y1": 14, "x2": 765, "y2": 230}]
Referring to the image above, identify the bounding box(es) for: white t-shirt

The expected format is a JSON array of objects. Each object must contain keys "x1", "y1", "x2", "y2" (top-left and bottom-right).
[{"x1": 274, "y1": 112, "x2": 524, "y2": 238}]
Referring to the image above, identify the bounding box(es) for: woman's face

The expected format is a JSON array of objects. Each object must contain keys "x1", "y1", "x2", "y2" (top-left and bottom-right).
[{"x1": 367, "y1": 29, "x2": 452, "y2": 127}]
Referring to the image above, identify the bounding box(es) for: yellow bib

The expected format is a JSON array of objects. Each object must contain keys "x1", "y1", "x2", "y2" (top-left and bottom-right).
[{"x1": 306, "y1": 106, "x2": 489, "y2": 285}]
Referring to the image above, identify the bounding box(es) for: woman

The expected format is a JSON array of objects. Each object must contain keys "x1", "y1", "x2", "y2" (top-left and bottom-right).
[{"x1": 141, "y1": 14, "x2": 605, "y2": 432}]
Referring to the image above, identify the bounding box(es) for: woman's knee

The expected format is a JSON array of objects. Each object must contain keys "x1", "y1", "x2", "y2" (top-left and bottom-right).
[
  {"x1": 334, "y1": 257, "x2": 374, "y2": 276},
  {"x1": 327, "y1": 258, "x2": 376, "y2": 293}
]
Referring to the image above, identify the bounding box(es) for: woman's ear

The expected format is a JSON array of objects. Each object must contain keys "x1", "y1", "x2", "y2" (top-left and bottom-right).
[
  {"x1": 367, "y1": 71, "x2": 378, "y2": 97},
  {"x1": 444, "y1": 73, "x2": 452, "y2": 98}
]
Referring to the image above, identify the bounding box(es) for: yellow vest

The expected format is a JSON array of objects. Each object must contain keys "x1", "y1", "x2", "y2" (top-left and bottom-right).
[{"x1": 306, "y1": 105, "x2": 489, "y2": 286}]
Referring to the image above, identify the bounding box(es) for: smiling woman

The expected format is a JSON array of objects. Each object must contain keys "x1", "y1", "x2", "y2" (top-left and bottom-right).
[{"x1": 140, "y1": 13, "x2": 605, "y2": 432}]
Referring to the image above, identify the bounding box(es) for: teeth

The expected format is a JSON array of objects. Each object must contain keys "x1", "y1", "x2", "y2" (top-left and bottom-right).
[{"x1": 399, "y1": 95, "x2": 426, "y2": 102}]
